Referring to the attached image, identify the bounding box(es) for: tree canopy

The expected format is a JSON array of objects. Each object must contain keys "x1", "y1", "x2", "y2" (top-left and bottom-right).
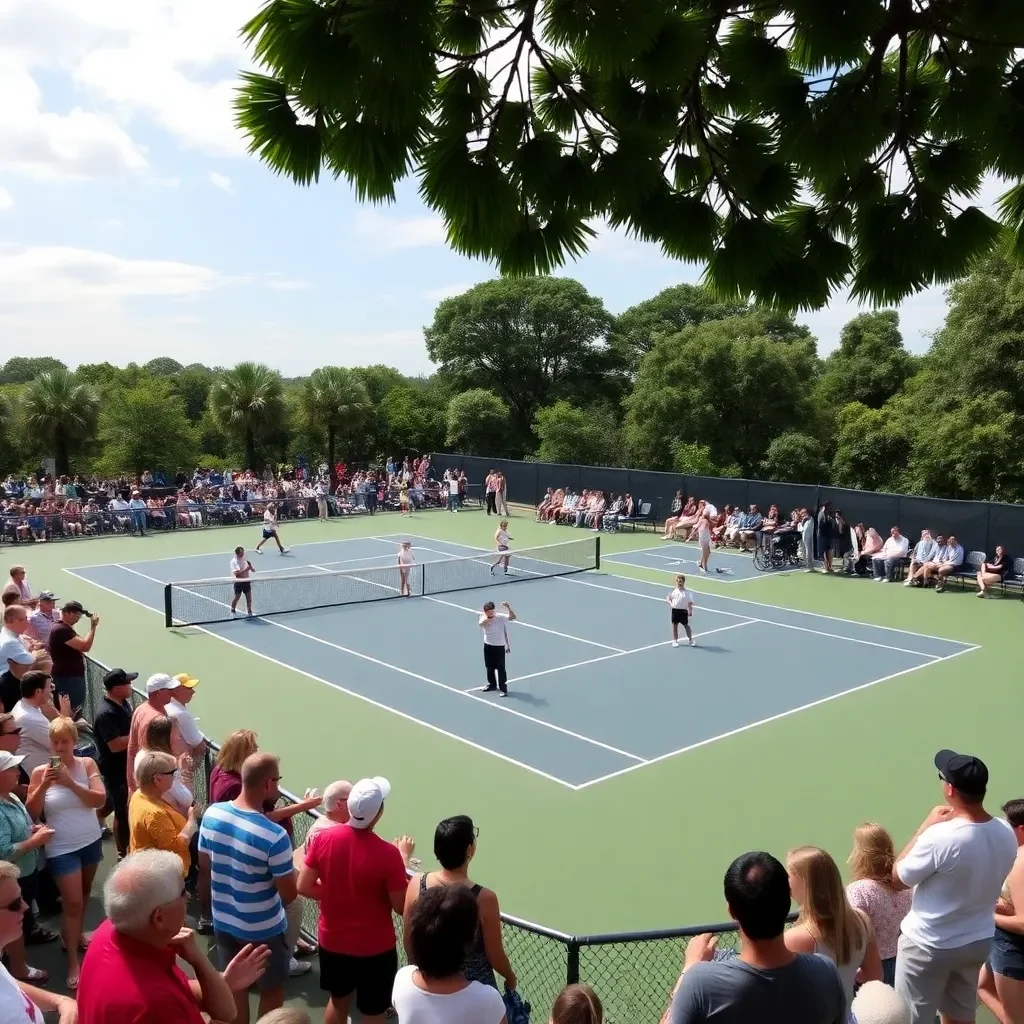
[{"x1": 237, "y1": 0, "x2": 1024, "y2": 310}]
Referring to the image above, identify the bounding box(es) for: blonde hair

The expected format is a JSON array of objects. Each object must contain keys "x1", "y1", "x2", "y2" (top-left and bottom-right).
[
  {"x1": 143, "y1": 716, "x2": 174, "y2": 755},
  {"x1": 849, "y1": 823, "x2": 898, "y2": 886},
  {"x1": 48, "y1": 716, "x2": 78, "y2": 744},
  {"x1": 216, "y1": 730, "x2": 258, "y2": 773},
  {"x1": 789, "y1": 845, "x2": 863, "y2": 965},
  {"x1": 0, "y1": 860, "x2": 19, "y2": 883},
  {"x1": 254, "y1": 1011, "x2": 312, "y2": 1024},
  {"x1": 136, "y1": 750, "x2": 178, "y2": 788}
]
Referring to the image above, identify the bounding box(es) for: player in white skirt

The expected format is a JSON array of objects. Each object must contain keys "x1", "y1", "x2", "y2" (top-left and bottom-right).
[
  {"x1": 490, "y1": 521, "x2": 512, "y2": 575},
  {"x1": 397, "y1": 541, "x2": 416, "y2": 597}
]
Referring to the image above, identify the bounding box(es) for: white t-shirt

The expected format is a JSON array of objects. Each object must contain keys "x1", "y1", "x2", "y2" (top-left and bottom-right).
[
  {"x1": 12, "y1": 701, "x2": 51, "y2": 775},
  {"x1": 399, "y1": 548, "x2": 416, "y2": 566},
  {"x1": 263, "y1": 510, "x2": 277, "y2": 530},
  {"x1": 391, "y1": 965, "x2": 506, "y2": 1024},
  {"x1": 0, "y1": 960, "x2": 42, "y2": 1023},
  {"x1": 897, "y1": 815, "x2": 1017, "y2": 948},
  {"x1": 668, "y1": 588, "x2": 695, "y2": 610},
  {"x1": 496, "y1": 530, "x2": 510, "y2": 549},
  {"x1": 479, "y1": 613, "x2": 510, "y2": 646},
  {"x1": 166, "y1": 699, "x2": 204, "y2": 747},
  {"x1": 230, "y1": 556, "x2": 252, "y2": 579},
  {"x1": 0, "y1": 628, "x2": 33, "y2": 673}
]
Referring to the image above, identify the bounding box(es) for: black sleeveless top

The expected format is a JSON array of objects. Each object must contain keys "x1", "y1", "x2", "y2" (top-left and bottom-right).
[{"x1": 418, "y1": 874, "x2": 497, "y2": 988}]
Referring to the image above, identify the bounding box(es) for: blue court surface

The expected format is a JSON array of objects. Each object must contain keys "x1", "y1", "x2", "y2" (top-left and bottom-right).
[
  {"x1": 65, "y1": 533, "x2": 980, "y2": 790},
  {"x1": 602, "y1": 542, "x2": 769, "y2": 583}
]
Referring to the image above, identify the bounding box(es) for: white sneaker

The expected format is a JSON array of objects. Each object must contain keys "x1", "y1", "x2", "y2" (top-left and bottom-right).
[
  {"x1": 281, "y1": 548, "x2": 290, "y2": 554},
  {"x1": 672, "y1": 640, "x2": 679, "y2": 648},
  {"x1": 288, "y1": 958, "x2": 312, "y2": 977},
  {"x1": 903, "y1": 580, "x2": 913, "y2": 586},
  {"x1": 689, "y1": 639, "x2": 697, "y2": 647}
]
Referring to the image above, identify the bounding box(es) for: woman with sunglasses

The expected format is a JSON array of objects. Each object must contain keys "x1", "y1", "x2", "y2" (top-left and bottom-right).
[
  {"x1": 128, "y1": 749, "x2": 200, "y2": 877},
  {"x1": 0, "y1": 860, "x2": 76, "y2": 1024},
  {"x1": 402, "y1": 815, "x2": 516, "y2": 992}
]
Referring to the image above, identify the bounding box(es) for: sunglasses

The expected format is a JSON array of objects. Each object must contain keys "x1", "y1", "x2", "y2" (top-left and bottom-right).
[
  {"x1": 1, "y1": 728, "x2": 21, "y2": 737},
  {"x1": 1, "y1": 896, "x2": 24, "y2": 913},
  {"x1": 156, "y1": 770, "x2": 179, "y2": 777}
]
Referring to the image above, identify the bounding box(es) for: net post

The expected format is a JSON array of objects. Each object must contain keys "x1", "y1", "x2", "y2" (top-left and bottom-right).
[
  {"x1": 163, "y1": 584, "x2": 173, "y2": 628},
  {"x1": 420, "y1": 561, "x2": 426, "y2": 596},
  {"x1": 595, "y1": 535, "x2": 600, "y2": 570}
]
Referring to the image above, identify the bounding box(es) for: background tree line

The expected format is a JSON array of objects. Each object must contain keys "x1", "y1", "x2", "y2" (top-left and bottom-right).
[{"x1": 2, "y1": 243, "x2": 1022, "y2": 503}]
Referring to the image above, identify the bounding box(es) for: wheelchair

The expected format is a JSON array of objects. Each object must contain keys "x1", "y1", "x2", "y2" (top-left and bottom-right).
[{"x1": 752, "y1": 530, "x2": 804, "y2": 572}]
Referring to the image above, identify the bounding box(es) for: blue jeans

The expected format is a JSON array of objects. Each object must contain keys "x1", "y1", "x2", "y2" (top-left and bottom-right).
[{"x1": 132, "y1": 509, "x2": 147, "y2": 533}]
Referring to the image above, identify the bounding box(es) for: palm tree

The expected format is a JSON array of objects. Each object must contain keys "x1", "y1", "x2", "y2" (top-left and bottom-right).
[
  {"x1": 300, "y1": 367, "x2": 372, "y2": 488},
  {"x1": 21, "y1": 370, "x2": 100, "y2": 475},
  {"x1": 208, "y1": 363, "x2": 285, "y2": 470}
]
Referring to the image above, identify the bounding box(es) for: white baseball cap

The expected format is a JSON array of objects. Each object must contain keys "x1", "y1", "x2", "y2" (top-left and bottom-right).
[
  {"x1": 347, "y1": 777, "x2": 391, "y2": 829},
  {"x1": 0, "y1": 751, "x2": 25, "y2": 772},
  {"x1": 145, "y1": 673, "x2": 177, "y2": 694}
]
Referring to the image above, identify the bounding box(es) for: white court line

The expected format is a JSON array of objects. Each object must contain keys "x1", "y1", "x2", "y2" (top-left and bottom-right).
[
  {"x1": 63, "y1": 570, "x2": 579, "y2": 789},
  {"x1": 601, "y1": 554, "x2": 768, "y2": 586},
  {"x1": 572, "y1": 644, "x2": 983, "y2": 791},
  {"x1": 114, "y1": 564, "x2": 645, "y2": 765},
  {"x1": 389, "y1": 533, "x2": 981, "y2": 651},
  {"x1": 467, "y1": 620, "x2": 760, "y2": 688}
]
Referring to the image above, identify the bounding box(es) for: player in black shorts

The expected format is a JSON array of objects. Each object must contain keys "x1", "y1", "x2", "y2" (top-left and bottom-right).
[
  {"x1": 229, "y1": 546, "x2": 255, "y2": 617},
  {"x1": 666, "y1": 574, "x2": 696, "y2": 648}
]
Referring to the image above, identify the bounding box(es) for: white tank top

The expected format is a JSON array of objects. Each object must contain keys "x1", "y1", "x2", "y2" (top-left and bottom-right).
[
  {"x1": 44, "y1": 759, "x2": 102, "y2": 856},
  {"x1": 399, "y1": 548, "x2": 416, "y2": 566}
]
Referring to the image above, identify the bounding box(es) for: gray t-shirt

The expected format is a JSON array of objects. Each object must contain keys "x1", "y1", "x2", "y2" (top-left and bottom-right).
[{"x1": 668, "y1": 953, "x2": 846, "y2": 1024}]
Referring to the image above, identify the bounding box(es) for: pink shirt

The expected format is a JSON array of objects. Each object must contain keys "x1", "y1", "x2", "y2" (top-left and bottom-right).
[{"x1": 846, "y1": 878, "x2": 912, "y2": 960}]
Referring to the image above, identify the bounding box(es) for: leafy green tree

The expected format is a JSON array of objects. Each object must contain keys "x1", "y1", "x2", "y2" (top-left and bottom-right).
[
  {"x1": 21, "y1": 369, "x2": 100, "y2": 475},
  {"x1": 533, "y1": 401, "x2": 620, "y2": 466},
  {"x1": 144, "y1": 357, "x2": 185, "y2": 378},
  {"x1": 350, "y1": 365, "x2": 408, "y2": 405},
  {"x1": 623, "y1": 312, "x2": 818, "y2": 474},
  {"x1": 611, "y1": 285, "x2": 749, "y2": 374},
  {"x1": 379, "y1": 386, "x2": 445, "y2": 455},
  {"x1": 425, "y1": 277, "x2": 614, "y2": 445},
  {"x1": 75, "y1": 363, "x2": 124, "y2": 397},
  {"x1": 760, "y1": 431, "x2": 829, "y2": 484},
  {"x1": 816, "y1": 311, "x2": 916, "y2": 412},
  {"x1": 300, "y1": 367, "x2": 373, "y2": 486},
  {"x1": 208, "y1": 362, "x2": 286, "y2": 470},
  {"x1": 673, "y1": 442, "x2": 727, "y2": 477},
  {"x1": 173, "y1": 365, "x2": 217, "y2": 421},
  {"x1": 95, "y1": 379, "x2": 199, "y2": 476},
  {"x1": 445, "y1": 389, "x2": 511, "y2": 456},
  {"x1": 0, "y1": 357, "x2": 67, "y2": 385},
  {"x1": 830, "y1": 402, "x2": 910, "y2": 493},
  {"x1": 237, "y1": 1, "x2": 1021, "y2": 309}
]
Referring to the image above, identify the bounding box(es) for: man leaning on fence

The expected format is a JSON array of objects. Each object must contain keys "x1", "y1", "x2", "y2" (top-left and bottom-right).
[{"x1": 661, "y1": 851, "x2": 846, "y2": 1024}]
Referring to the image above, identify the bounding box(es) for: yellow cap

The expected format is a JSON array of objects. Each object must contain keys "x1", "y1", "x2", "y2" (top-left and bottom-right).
[{"x1": 174, "y1": 673, "x2": 199, "y2": 689}]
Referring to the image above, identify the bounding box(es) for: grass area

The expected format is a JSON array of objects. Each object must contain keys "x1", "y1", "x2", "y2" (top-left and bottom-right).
[{"x1": 13, "y1": 507, "x2": 1019, "y2": 941}]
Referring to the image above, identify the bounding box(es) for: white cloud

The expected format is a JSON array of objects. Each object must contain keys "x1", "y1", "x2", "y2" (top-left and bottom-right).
[
  {"x1": 0, "y1": 243, "x2": 230, "y2": 305},
  {"x1": 0, "y1": 188, "x2": 13, "y2": 212},
  {"x1": 422, "y1": 283, "x2": 474, "y2": 302},
  {"x1": 354, "y1": 210, "x2": 447, "y2": 251},
  {"x1": 266, "y1": 276, "x2": 312, "y2": 292},
  {"x1": 0, "y1": 61, "x2": 149, "y2": 180},
  {"x1": 208, "y1": 171, "x2": 233, "y2": 193}
]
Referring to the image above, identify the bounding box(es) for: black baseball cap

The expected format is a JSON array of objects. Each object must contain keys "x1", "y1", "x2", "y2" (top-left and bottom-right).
[
  {"x1": 935, "y1": 749, "x2": 989, "y2": 797},
  {"x1": 103, "y1": 668, "x2": 139, "y2": 690},
  {"x1": 63, "y1": 600, "x2": 85, "y2": 614}
]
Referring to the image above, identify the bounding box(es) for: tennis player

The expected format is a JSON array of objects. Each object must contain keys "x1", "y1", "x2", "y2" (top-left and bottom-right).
[
  {"x1": 229, "y1": 545, "x2": 255, "y2": 617},
  {"x1": 478, "y1": 600, "x2": 516, "y2": 697},
  {"x1": 254, "y1": 503, "x2": 289, "y2": 554},
  {"x1": 490, "y1": 520, "x2": 512, "y2": 575},
  {"x1": 666, "y1": 574, "x2": 696, "y2": 647},
  {"x1": 397, "y1": 540, "x2": 415, "y2": 597},
  {"x1": 696, "y1": 510, "x2": 713, "y2": 574}
]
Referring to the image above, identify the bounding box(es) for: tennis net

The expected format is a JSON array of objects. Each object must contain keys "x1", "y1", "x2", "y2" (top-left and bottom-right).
[{"x1": 163, "y1": 536, "x2": 600, "y2": 627}]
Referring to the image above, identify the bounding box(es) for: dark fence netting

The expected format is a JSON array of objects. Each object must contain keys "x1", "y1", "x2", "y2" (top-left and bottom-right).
[
  {"x1": 82, "y1": 652, "x2": 746, "y2": 1023},
  {"x1": 433, "y1": 454, "x2": 1024, "y2": 555}
]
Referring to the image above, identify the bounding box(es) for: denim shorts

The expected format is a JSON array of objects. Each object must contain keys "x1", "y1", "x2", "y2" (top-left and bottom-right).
[
  {"x1": 47, "y1": 838, "x2": 103, "y2": 878},
  {"x1": 991, "y1": 927, "x2": 1024, "y2": 981}
]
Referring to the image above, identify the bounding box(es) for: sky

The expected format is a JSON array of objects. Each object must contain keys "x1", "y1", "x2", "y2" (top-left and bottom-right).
[{"x1": 0, "y1": 0, "x2": 983, "y2": 377}]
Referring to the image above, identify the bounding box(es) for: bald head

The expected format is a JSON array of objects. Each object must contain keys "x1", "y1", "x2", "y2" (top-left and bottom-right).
[{"x1": 241, "y1": 752, "x2": 281, "y2": 795}]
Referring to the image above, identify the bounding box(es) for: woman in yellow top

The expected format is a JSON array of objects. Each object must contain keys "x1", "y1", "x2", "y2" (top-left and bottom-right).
[{"x1": 128, "y1": 750, "x2": 199, "y2": 877}]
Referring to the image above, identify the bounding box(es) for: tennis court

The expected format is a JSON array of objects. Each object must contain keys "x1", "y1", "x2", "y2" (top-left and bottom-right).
[
  {"x1": 601, "y1": 541, "x2": 771, "y2": 583},
  {"x1": 65, "y1": 532, "x2": 979, "y2": 789}
]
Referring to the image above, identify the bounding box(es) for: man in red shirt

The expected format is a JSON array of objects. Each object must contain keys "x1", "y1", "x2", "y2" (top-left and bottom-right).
[
  {"x1": 77, "y1": 848, "x2": 270, "y2": 1023},
  {"x1": 299, "y1": 776, "x2": 415, "y2": 1024}
]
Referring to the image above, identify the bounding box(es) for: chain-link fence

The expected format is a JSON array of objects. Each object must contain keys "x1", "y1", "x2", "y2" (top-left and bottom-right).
[{"x1": 83, "y1": 654, "x2": 741, "y2": 1023}]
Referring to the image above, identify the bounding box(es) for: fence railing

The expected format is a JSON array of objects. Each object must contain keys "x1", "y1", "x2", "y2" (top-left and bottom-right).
[
  {"x1": 431, "y1": 453, "x2": 1024, "y2": 558},
  {"x1": 81, "y1": 653, "x2": 740, "y2": 1023}
]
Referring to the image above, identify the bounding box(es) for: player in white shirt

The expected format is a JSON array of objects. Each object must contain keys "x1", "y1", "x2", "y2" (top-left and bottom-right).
[
  {"x1": 397, "y1": 541, "x2": 416, "y2": 597},
  {"x1": 478, "y1": 600, "x2": 516, "y2": 697},
  {"x1": 490, "y1": 521, "x2": 512, "y2": 575},
  {"x1": 254, "y1": 503, "x2": 288, "y2": 554},
  {"x1": 666, "y1": 574, "x2": 697, "y2": 647},
  {"x1": 229, "y1": 546, "x2": 255, "y2": 617}
]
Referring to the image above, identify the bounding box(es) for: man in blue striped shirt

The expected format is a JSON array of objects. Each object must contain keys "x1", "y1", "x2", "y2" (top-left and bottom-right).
[{"x1": 199, "y1": 752, "x2": 296, "y2": 1024}]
